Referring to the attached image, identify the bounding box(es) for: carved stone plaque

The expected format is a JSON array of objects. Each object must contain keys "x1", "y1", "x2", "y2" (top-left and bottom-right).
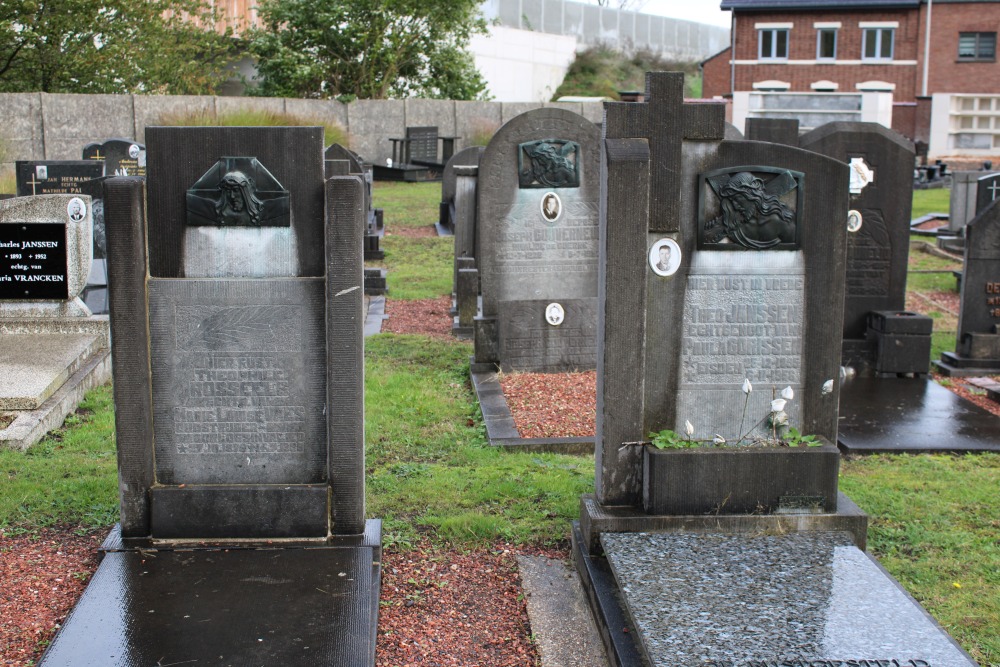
[
  {"x1": 698, "y1": 167, "x2": 804, "y2": 250},
  {"x1": 149, "y1": 278, "x2": 327, "y2": 485},
  {"x1": 518, "y1": 139, "x2": 581, "y2": 189},
  {"x1": 186, "y1": 157, "x2": 290, "y2": 227}
]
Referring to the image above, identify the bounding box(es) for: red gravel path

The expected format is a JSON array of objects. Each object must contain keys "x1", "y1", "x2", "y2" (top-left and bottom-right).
[
  {"x1": 499, "y1": 371, "x2": 597, "y2": 439},
  {"x1": 0, "y1": 528, "x2": 102, "y2": 666},
  {"x1": 387, "y1": 226, "x2": 438, "y2": 238},
  {"x1": 383, "y1": 297, "x2": 454, "y2": 339}
]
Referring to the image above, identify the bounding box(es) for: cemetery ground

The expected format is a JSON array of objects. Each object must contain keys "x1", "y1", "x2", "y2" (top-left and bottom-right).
[{"x1": 0, "y1": 183, "x2": 997, "y2": 666}]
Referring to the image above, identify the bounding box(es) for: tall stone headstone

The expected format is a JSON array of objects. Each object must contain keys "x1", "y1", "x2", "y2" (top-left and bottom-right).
[
  {"x1": 325, "y1": 143, "x2": 383, "y2": 260},
  {"x1": 15, "y1": 161, "x2": 104, "y2": 197},
  {"x1": 39, "y1": 127, "x2": 381, "y2": 665},
  {"x1": 936, "y1": 199, "x2": 1000, "y2": 376},
  {"x1": 474, "y1": 108, "x2": 601, "y2": 372},
  {"x1": 0, "y1": 194, "x2": 111, "y2": 450},
  {"x1": 975, "y1": 171, "x2": 1000, "y2": 214},
  {"x1": 949, "y1": 170, "x2": 1000, "y2": 233},
  {"x1": 575, "y1": 72, "x2": 976, "y2": 667},
  {"x1": 799, "y1": 122, "x2": 917, "y2": 373},
  {"x1": 439, "y1": 146, "x2": 484, "y2": 234},
  {"x1": 82, "y1": 138, "x2": 147, "y2": 177}
]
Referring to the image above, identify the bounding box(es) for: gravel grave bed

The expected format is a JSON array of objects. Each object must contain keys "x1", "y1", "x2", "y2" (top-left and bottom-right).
[
  {"x1": 382, "y1": 296, "x2": 454, "y2": 339},
  {"x1": 387, "y1": 225, "x2": 438, "y2": 238},
  {"x1": 912, "y1": 219, "x2": 948, "y2": 231},
  {"x1": 0, "y1": 528, "x2": 562, "y2": 667},
  {"x1": 499, "y1": 371, "x2": 597, "y2": 439},
  {"x1": 936, "y1": 375, "x2": 1000, "y2": 417},
  {"x1": 0, "y1": 527, "x2": 103, "y2": 667}
]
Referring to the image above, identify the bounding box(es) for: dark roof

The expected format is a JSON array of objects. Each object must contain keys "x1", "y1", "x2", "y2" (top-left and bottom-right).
[{"x1": 720, "y1": 0, "x2": 919, "y2": 9}]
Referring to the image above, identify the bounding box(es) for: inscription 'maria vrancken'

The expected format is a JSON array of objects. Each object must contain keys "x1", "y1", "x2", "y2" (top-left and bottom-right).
[
  {"x1": 518, "y1": 139, "x2": 581, "y2": 189},
  {"x1": 700, "y1": 168, "x2": 803, "y2": 250},
  {"x1": 186, "y1": 156, "x2": 290, "y2": 227}
]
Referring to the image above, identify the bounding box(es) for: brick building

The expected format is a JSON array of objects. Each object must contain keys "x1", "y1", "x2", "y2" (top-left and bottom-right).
[{"x1": 702, "y1": 0, "x2": 1000, "y2": 141}]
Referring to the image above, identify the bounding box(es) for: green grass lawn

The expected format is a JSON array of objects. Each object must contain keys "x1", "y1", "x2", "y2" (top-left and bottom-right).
[
  {"x1": 2, "y1": 182, "x2": 997, "y2": 664},
  {"x1": 911, "y1": 188, "x2": 951, "y2": 219}
]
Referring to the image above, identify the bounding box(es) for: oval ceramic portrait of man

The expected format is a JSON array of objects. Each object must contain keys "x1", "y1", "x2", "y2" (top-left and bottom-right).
[
  {"x1": 540, "y1": 191, "x2": 562, "y2": 222},
  {"x1": 648, "y1": 238, "x2": 681, "y2": 277}
]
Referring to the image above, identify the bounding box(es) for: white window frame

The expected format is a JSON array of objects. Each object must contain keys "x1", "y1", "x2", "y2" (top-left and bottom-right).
[
  {"x1": 759, "y1": 28, "x2": 790, "y2": 60},
  {"x1": 862, "y1": 27, "x2": 895, "y2": 61},
  {"x1": 816, "y1": 28, "x2": 838, "y2": 60}
]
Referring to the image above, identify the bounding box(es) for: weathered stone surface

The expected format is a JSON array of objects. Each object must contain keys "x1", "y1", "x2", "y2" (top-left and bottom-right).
[
  {"x1": 441, "y1": 146, "x2": 484, "y2": 217},
  {"x1": 40, "y1": 94, "x2": 134, "y2": 160},
  {"x1": 501, "y1": 102, "x2": 543, "y2": 125},
  {"x1": 215, "y1": 95, "x2": 285, "y2": 117},
  {"x1": 284, "y1": 97, "x2": 348, "y2": 133},
  {"x1": 455, "y1": 101, "x2": 502, "y2": 150},
  {"x1": 602, "y1": 531, "x2": 977, "y2": 667},
  {"x1": 497, "y1": 299, "x2": 597, "y2": 372},
  {"x1": 0, "y1": 334, "x2": 102, "y2": 410},
  {"x1": 348, "y1": 99, "x2": 405, "y2": 164},
  {"x1": 0, "y1": 93, "x2": 44, "y2": 161},
  {"x1": 405, "y1": 99, "x2": 457, "y2": 137},
  {"x1": 744, "y1": 117, "x2": 799, "y2": 145}
]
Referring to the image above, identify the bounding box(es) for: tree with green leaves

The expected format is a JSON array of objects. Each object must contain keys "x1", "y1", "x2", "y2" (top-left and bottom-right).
[
  {"x1": 246, "y1": 0, "x2": 490, "y2": 100},
  {"x1": 0, "y1": 0, "x2": 238, "y2": 94}
]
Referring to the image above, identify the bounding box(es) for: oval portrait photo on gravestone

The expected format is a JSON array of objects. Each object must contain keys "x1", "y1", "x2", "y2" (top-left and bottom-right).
[
  {"x1": 545, "y1": 302, "x2": 565, "y2": 326},
  {"x1": 648, "y1": 238, "x2": 681, "y2": 276},
  {"x1": 540, "y1": 191, "x2": 562, "y2": 223},
  {"x1": 67, "y1": 197, "x2": 86, "y2": 223}
]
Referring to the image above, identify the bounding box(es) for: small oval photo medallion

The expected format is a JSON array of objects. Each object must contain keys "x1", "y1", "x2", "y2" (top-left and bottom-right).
[
  {"x1": 128, "y1": 143, "x2": 141, "y2": 159},
  {"x1": 67, "y1": 197, "x2": 87, "y2": 223},
  {"x1": 648, "y1": 238, "x2": 681, "y2": 276},
  {"x1": 540, "y1": 191, "x2": 562, "y2": 223},
  {"x1": 847, "y1": 209, "x2": 863, "y2": 233},
  {"x1": 545, "y1": 302, "x2": 565, "y2": 326}
]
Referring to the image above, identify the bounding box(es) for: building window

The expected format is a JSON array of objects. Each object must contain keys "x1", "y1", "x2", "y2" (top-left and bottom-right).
[
  {"x1": 817, "y1": 28, "x2": 837, "y2": 60},
  {"x1": 958, "y1": 32, "x2": 996, "y2": 61},
  {"x1": 862, "y1": 28, "x2": 894, "y2": 60},
  {"x1": 759, "y1": 29, "x2": 789, "y2": 60}
]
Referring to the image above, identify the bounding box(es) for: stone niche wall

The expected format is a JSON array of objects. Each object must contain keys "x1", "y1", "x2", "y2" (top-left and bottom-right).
[{"x1": 0, "y1": 93, "x2": 604, "y2": 169}]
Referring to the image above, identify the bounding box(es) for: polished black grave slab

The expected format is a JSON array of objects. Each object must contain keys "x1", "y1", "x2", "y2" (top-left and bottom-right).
[
  {"x1": 39, "y1": 543, "x2": 380, "y2": 666},
  {"x1": 838, "y1": 377, "x2": 1000, "y2": 453},
  {"x1": 600, "y1": 531, "x2": 976, "y2": 667}
]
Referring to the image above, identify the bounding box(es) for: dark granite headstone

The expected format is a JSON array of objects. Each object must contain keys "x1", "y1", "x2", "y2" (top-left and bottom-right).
[
  {"x1": 799, "y1": 122, "x2": 915, "y2": 374},
  {"x1": 82, "y1": 138, "x2": 147, "y2": 177},
  {"x1": 16, "y1": 161, "x2": 105, "y2": 197},
  {"x1": 474, "y1": 108, "x2": 601, "y2": 372},
  {"x1": 936, "y1": 199, "x2": 1000, "y2": 375},
  {"x1": 744, "y1": 117, "x2": 799, "y2": 145},
  {"x1": 976, "y1": 171, "x2": 1000, "y2": 215}
]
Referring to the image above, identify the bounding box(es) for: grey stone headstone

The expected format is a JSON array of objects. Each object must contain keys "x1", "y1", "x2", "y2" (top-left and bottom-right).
[
  {"x1": 949, "y1": 170, "x2": 999, "y2": 232},
  {"x1": 475, "y1": 108, "x2": 601, "y2": 371},
  {"x1": 15, "y1": 161, "x2": 104, "y2": 197},
  {"x1": 104, "y1": 127, "x2": 366, "y2": 540},
  {"x1": 799, "y1": 122, "x2": 915, "y2": 369},
  {"x1": 596, "y1": 72, "x2": 847, "y2": 507},
  {"x1": 453, "y1": 166, "x2": 479, "y2": 296},
  {"x1": 457, "y1": 267, "x2": 478, "y2": 329},
  {"x1": 744, "y1": 118, "x2": 799, "y2": 145},
  {"x1": 976, "y1": 172, "x2": 1000, "y2": 215},
  {"x1": 82, "y1": 138, "x2": 147, "y2": 177},
  {"x1": 440, "y1": 146, "x2": 484, "y2": 231},
  {"x1": 954, "y1": 200, "x2": 1000, "y2": 360}
]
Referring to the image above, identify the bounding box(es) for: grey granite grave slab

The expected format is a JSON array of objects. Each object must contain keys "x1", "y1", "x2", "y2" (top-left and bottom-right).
[
  {"x1": 600, "y1": 531, "x2": 976, "y2": 667},
  {"x1": 39, "y1": 533, "x2": 381, "y2": 667},
  {"x1": 498, "y1": 298, "x2": 598, "y2": 372},
  {"x1": 838, "y1": 376, "x2": 1000, "y2": 453}
]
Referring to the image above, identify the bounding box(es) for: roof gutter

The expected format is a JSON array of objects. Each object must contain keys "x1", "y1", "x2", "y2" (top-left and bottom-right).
[{"x1": 921, "y1": 0, "x2": 932, "y2": 96}]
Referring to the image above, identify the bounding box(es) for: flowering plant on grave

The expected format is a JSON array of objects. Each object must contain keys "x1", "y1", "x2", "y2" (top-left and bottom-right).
[{"x1": 643, "y1": 380, "x2": 820, "y2": 449}]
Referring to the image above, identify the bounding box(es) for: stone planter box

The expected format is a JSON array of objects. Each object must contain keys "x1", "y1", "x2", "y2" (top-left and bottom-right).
[{"x1": 642, "y1": 440, "x2": 840, "y2": 515}]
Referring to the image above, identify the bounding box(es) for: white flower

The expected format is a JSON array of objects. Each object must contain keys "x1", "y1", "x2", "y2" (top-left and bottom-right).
[
  {"x1": 770, "y1": 398, "x2": 786, "y2": 412},
  {"x1": 713, "y1": 434, "x2": 726, "y2": 445},
  {"x1": 742, "y1": 379, "x2": 753, "y2": 395},
  {"x1": 822, "y1": 379, "x2": 834, "y2": 395},
  {"x1": 684, "y1": 420, "x2": 694, "y2": 437},
  {"x1": 781, "y1": 386, "x2": 794, "y2": 400}
]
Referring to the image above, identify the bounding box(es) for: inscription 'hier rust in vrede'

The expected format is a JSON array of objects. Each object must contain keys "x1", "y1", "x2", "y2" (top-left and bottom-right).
[
  {"x1": 174, "y1": 353, "x2": 306, "y2": 455},
  {"x1": 682, "y1": 275, "x2": 804, "y2": 385}
]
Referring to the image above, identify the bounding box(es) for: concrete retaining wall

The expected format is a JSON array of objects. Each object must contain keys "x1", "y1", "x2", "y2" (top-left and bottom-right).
[{"x1": 0, "y1": 93, "x2": 605, "y2": 168}]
